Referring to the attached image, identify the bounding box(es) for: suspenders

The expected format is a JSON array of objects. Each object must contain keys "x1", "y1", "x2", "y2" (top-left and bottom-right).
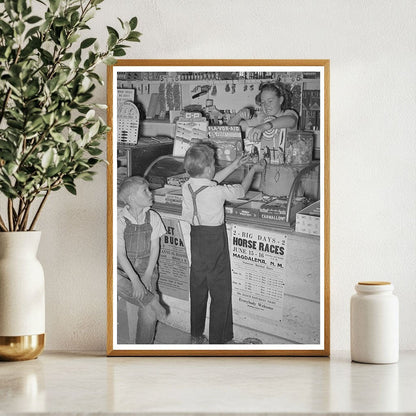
[{"x1": 188, "y1": 184, "x2": 208, "y2": 225}]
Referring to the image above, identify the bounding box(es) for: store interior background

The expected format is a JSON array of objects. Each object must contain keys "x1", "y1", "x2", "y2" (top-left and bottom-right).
[{"x1": 34, "y1": 0, "x2": 416, "y2": 352}]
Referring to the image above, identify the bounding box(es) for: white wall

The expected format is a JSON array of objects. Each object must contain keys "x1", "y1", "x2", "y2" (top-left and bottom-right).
[{"x1": 36, "y1": 0, "x2": 416, "y2": 352}]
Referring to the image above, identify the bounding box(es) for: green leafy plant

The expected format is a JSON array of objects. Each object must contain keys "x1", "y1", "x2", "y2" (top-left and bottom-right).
[{"x1": 0, "y1": 0, "x2": 140, "y2": 231}]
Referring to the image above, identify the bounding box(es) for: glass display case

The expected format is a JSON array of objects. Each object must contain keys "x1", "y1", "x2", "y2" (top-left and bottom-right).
[{"x1": 144, "y1": 155, "x2": 319, "y2": 230}]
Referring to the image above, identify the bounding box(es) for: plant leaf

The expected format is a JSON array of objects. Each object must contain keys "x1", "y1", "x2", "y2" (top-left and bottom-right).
[
  {"x1": 50, "y1": 131, "x2": 67, "y2": 143},
  {"x1": 106, "y1": 26, "x2": 119, "y2": 38},
  {"x1": 64, "y1": 183, "x2": 77, "y2": 195},
  {"x1": 41, "y1": 148, "x2": 55, "y2": 169},
  {"x1": 49, "y1": 0, "x2": 60, "y2": 13},
  {"x1": 113, "y1": 47, "x2": 126, "y2": 57},
  {"x1": 103, "y1": 56, "x2": 117, "y2": 65},
  {"x1": 16, "y1": 21, "x2": 25, "y2": 35},
  {"x1": 107, "y1": 33, "x2": 117, "y2": 49},
  {"x1": 54, "y1": 17, "x2": 69, "y2": 27},
  {"x1": 26, "y1": 15, "x2": 42, "y2": 24},
  {"x1": 80, "y1": 37, "x2": 96, "y2": 49},
  {"x1": 129, "y1": 17, "x2": 138, "y2": 30},
  {"x1": 88, "y1": 120, "x2": 100, "y2": 138},
  {"x1": 14, "y1": 171, "x2": 29, "y2": 183}
]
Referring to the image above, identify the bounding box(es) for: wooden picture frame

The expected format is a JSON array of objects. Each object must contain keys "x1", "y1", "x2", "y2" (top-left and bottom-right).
[{"x1": 107, "y1": 60, "x2": 330, "y2": 356}]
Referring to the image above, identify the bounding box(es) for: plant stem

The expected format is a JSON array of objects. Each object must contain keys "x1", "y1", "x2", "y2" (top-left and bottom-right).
[
  {"x1": 0, "y1": 214, "x2": 8, "y2": 232},
  {"x1": 7, "y1": 199, "x2": 14, "y2": 231},
  {"x1": 28, "y1": 190, "x2": 50, "y2": 231},
  {"x1": 14, "y1": 199, "x2": 23, "y2": 230},
  {"x1": 27, "y1": 173, "x2": 63, "y2": 230},
  {"x1": 20, "y1": 199, "x2": 33, "y2": 231},
  {"x1": 18, "y1": 120, "x2": 58, "y2": 169},
  {"x1": 0, "y1": 88, "x2": 12, "y2": 126},
  {"x1": 15, "y1": 199, "x2": 29, "y2": 231}
]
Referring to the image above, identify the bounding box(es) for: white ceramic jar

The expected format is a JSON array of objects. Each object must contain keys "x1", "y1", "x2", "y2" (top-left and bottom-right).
[{"x1": 350, "y1": 281, "x2": 399, "y2": 364}]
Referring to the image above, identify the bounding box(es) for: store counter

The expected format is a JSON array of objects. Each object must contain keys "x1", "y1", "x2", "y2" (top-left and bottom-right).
[{"x1": 152, "y1": 201, "x2": 321, "y2": 345}]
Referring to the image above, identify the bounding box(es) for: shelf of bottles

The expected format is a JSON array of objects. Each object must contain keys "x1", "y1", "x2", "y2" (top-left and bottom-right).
[{"x1": 117, "y1": 71, "x2": 320, "y2": 84}]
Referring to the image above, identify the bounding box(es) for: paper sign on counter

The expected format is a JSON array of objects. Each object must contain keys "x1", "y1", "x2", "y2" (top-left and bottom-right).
[{"x1": 230, "y1": 224, "x2": 288, "y2": 332}]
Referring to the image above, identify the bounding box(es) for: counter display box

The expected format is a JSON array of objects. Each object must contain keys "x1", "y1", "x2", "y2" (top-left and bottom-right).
[
  {"x1": 231, "y1": 200, "x2": 264, "y2": 218},
  {"x1": 207, "y1": 126, "x2": 243, "y2": 162},
  {"x1": 152, "y1": 186, "x2": 180, "y2": 204},
  {"x1": 166, "y1": 172, "x2": 189, "y2": 187},
  {"x1": 172, "y1": 114, "x2": 209, "y2": 157},
  {"x1": 260, "y1": 196, "x2": 307, "y2": 223},
  {"x1": 164, "y1": 188, "x2": 183, "y2": 206},
  {"x1": 225, "y1": 196, "x2": 307, "y2": 224},
  {"x1": 295, "y1": 200, "x2": 320, "y2": 235}
]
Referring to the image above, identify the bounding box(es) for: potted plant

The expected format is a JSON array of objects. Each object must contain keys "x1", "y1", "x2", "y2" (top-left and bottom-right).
[{"x1": 0, "y1": 0, "x2": 140, "y2": 360}]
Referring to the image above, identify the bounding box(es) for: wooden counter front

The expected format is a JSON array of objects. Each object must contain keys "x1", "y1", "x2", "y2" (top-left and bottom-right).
[{"x1": 153, "y1": 203, "x2": 321, "y2": 346}]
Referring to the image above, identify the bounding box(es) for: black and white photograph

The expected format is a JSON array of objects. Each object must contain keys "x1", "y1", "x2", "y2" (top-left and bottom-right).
[{"x1": 107, "y1": 61, "x2": 329, "y2": 356}]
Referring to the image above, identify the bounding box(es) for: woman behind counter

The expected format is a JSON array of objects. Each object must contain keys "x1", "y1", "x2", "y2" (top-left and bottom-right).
[{"x1": 228, "y1": 82, "x2": 299, "y2": 152}]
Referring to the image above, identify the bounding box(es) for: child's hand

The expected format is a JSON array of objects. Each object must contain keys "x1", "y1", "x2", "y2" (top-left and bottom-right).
[
  {"x1": 251, "y1": 160, "x2": 266, "y2": 173},
  {"x1": 233, "y1": 153, "x2": 250, "y2": 168},
  {"x1": 142, "y1": 271, "x2": 153, "y2": 292},
  {"x1": 131, "y1": 279, "x2": 146, "y2": 300},
  {"x1": 237, "y1": 107, "x2": 251, "y2": 120}
]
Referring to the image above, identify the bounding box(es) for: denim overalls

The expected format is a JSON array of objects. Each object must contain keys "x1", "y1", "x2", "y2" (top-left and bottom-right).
[{"x1": 117, "y1": 210, "x2": 158, "y2": 307}]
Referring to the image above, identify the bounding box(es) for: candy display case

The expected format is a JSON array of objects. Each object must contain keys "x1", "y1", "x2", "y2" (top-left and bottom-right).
[{"x1": 144, "y1": 154, "x2": 319, "y2": 230}]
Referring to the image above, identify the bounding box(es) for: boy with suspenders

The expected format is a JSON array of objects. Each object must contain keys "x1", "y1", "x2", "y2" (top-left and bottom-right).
[{"x1": 182, "y1": 143, "x2": 264, "y2": 344}]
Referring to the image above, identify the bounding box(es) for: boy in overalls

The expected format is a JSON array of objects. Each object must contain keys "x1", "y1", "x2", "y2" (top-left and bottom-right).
[
  {"x1": 182, "y1": 143, "x2": 264, "y2": 344},
  {"x1": 117, "y1": 176, "x2": 166, "y2": 344}
]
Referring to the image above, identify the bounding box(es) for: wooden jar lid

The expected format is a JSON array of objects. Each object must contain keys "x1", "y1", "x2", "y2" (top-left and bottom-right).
[{"x1": 358, "y1": 281, "x2": 391, "y2": 285}]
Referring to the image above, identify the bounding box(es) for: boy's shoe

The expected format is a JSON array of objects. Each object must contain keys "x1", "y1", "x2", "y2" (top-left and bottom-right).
[
  {"x1": 242, "y1": 337, "x2": 263, "y2": 344},
  {"x1": 191, "y1": 335, "x2": 209, "y2": 344}
]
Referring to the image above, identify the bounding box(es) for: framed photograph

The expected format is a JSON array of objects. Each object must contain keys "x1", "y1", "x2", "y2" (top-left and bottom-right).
[{"x1": 107, "y1": 60, "x2": 330, "y2": 356}]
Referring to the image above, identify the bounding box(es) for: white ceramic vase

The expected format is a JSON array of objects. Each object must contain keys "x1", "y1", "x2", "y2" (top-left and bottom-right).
[{"x1": 0, "y1": 231, "x2": 45, "y2": 360}]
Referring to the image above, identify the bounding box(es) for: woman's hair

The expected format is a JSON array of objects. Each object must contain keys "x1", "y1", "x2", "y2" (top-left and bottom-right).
[
  {"x1": 184, "y1": 142, "x2": 216, "y2": 177},
  {"x1": 255, "y1": 81, "x2": 292, "y2": 111},
  {"x1": 118, "y1": 176, "x2": 148, "y2": 204}
]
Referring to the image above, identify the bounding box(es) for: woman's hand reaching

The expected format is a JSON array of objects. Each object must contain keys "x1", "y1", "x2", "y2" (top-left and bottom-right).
[{"x1": 247, "y1": 124, "x2": 270, "y2": 143}]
